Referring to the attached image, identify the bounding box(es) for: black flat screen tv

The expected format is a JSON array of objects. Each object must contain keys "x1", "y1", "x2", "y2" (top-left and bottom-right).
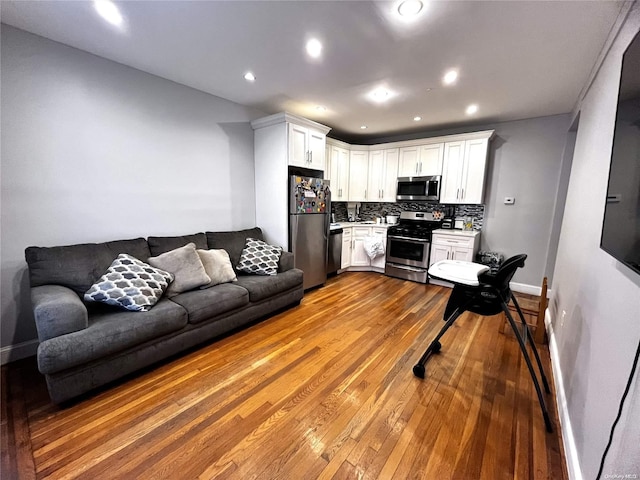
[{"x1": 600, "y1": 30, "x2": 640, "y2": 275}]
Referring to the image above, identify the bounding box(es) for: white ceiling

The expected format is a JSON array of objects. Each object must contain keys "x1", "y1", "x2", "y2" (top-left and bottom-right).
[{"x1": 0, "y1": 0, "x2": 625, "y2": 140}]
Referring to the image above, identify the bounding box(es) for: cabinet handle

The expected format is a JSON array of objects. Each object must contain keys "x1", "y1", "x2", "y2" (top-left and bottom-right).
[
  {"x1": 456, "y1": 188, "x2": 460, "y2": 199},
  {"x1": 419, "y1": 162, "x2": 422, "y2": 173},
  {"x1": 310, "y1": 151, "x2": 313, "y2": 163},
  {"x1": 415, "y1": 163, "x2": 418, "y2": 174},
  {"x1": 381, "y1": 189, "x2": 384, "y2": 198},
  {"x1": 365, "y1": 189, "x2": 367, "y2": 199},
  {"x1": 461, "y1": 188, "x2": 464, "y2": 200}
]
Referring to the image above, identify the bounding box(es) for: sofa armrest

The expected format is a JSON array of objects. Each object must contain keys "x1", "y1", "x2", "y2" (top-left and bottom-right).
[
  {"x1": 31, "y1": 285, "x2": 89, "y2": 342},
  {"x1": 278, "y1": 251, "x2": 295, "y2": 272}
]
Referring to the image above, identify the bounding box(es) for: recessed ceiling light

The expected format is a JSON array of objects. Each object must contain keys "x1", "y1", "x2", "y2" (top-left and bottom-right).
[
  {"x1": 244, "y1": 72, "x2": 256, "y2": 82},
  {"x1": 368, "y1": 86, "x2": 396, "y2": 104},
  {"x1": 443, "y1": 69, "x2": 458, "y2": 86},
  {"x1": 306, "y1": 38, "x2": 323, "y2": 59},
  {"x1": 94, "y1": 0, "x2": 123, "y2": 27},
  {"x1": 397, "y1": 0, "x2": 423, "y2": 17},
  {"x1": 316, "y1": 105, "x2": 327, "y2": 112},
  {"x1": 413, "y1": 116, "x2": 422, "y2": 121},
  {"x1": 466, "y1": 104, "x2": 479, "y2": 115},
  {"x1": 360, "y1": 125, "x2": 368, "y2": 130}
]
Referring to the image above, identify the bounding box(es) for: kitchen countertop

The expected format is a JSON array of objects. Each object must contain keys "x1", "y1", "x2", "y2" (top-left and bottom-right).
[
  {"x1": 432, "y1": 228, "x2": 481, "y2": 237},
  {"x1": 335, "y1": 222, "x2": 393, "y2": 228}
]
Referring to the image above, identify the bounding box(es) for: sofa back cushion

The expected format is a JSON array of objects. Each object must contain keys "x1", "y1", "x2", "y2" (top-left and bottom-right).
[
  {"x1": 25, "y1": 238, "x2": 151, "y2": 295},
  {"x1": 147, "y1": 233, "x2": 208, "y2": 257},
  {"x1": 206, "y1": 227, "x2": 264, "y2": 269}
]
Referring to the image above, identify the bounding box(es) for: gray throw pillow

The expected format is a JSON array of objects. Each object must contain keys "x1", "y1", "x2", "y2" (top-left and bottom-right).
[
  {"x1": 147, "y1": 243, "x2": 210, "y2": 296},
  {"x1": 236, "y1": 238, "x2": 282, "y2": 276},
  {"x1": 197, "y1": 249, "x2": 237, "y2": 288},
  {"x1": 84, "y1": 254, "x2": 174, "y2": 312}
]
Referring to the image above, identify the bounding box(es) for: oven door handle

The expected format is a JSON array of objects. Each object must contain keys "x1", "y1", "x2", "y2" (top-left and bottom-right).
[
  {"x1": 387, "y1": 235, "x2": 430, "y2": 243},
  {"x1": 391, "y1": 264, "x2": 428, "y2": 273}
]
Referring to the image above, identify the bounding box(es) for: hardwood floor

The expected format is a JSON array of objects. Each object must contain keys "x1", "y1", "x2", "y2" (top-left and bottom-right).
[{"x1": 1, "y1": 272, "x2": 567, "y2": 479}]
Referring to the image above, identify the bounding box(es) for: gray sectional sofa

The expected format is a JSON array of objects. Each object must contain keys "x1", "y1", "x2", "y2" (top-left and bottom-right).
[{"x1": 25, "y1": 227, "x2": 303, "y2": 403}]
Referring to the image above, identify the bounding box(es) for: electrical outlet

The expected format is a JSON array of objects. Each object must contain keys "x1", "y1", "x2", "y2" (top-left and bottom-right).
[
  {"x1": 561, "y1": 310, "x2": 567, "y2": 327},
  {"x1": 504, "y1": 197, "x2": 515, "y2": 205}
]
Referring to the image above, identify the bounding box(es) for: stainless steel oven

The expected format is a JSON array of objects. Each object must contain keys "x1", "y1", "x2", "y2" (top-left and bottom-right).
[
  {"x1": 386, "y1": 235, "x2": 430, "y2": 269},
  {"x1": 384, "y1": 212, "x2": 442, "y2": 284}
]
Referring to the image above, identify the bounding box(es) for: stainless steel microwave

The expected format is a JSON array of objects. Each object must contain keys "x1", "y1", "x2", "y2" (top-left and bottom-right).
[{"x1": 396, "y1": 175, "x2": 441, "y2": 202}]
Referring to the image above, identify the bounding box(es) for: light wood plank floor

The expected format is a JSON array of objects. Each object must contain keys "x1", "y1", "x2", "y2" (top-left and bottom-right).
[{"x1": 1, "y1": 272, "x2": 567, "y2": 479}]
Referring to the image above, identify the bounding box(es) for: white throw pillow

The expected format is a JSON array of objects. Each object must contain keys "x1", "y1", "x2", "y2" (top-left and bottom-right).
[{"x1": 197, "y1": 249, "x2": 237, "y2": 288}]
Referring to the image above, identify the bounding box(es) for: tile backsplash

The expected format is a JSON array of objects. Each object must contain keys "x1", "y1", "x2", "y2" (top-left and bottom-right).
[{"x1": 332, "y1": 202, "x2": 485, "y2": 230}]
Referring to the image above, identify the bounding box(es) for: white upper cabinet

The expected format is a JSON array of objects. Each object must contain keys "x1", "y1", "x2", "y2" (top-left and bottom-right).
[
  {"x1": 325, "y1": 129, "x2": 493, "y2": 205},
  {"x1": 398, "y1": 143, "x2": 444, "y2": 177},
  {"x1": 349, "y1": 150, "x2": 369, "y2": 201},
  {"x1": 368, "y1": 148, "x2": 399, "y2": 202},
  {"x1": 441, "y1": 138, "x2": 489, "y2": 204},
  {"x1": 329, "y1": 145, "x2": 350, "y2": 201},
  {"x1": 288, "y1": 123, "x2": 326, "y2": 170},
  {"x1": 251, "y1": 112, "x2": 331, "y2": 249}
]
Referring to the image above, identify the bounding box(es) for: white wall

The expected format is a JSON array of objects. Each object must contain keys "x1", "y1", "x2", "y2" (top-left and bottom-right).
[
  {"x1": 549, "y1": 5, "x2": 640, "y2": 479},
  {"x1": 0, "y1": 26, "x2": 263, "y2": 357}
]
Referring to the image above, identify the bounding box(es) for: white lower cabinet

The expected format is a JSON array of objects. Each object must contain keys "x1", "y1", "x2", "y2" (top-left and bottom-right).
[
  {"x1": 341, "y1": 227, "x2": 352, "y2": 269},
  {"x1": 351, "y1": 227, "x2": 372, "y2": 267},
  {"x1": 339, "y1": 226, "x2": 387, "y2": 272},
  {"x1": 430, "y1": 230, "x2": 480, "y2": 267}
]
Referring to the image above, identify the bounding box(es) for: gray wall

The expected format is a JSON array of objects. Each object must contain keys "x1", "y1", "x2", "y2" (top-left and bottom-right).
[
  {"x1": 0, "y1": 26, "x2": 262, "y2": 357},
  {"x1": 358, "y1": 114, "x2": 571, "y2": 288},
  {"x1": 550, "y1": 5, "x2": 640, "y2": 479}
]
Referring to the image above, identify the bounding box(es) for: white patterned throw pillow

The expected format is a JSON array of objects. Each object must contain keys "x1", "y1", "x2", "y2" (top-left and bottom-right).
[
  {"x1": 236, "y1": 238, "x2": 282, "y2": 276},
  {"x1": 84, "y1": 254, "x2": 174, "y2": 312}
]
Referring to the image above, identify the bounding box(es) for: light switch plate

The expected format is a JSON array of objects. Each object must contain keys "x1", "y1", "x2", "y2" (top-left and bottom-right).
[{"x1": 504, "y1": 197, "x2": 515, "y2": 205}]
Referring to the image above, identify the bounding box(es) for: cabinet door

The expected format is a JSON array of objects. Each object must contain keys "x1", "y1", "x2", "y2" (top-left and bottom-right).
[
  {"x1": 308, "y1": 129, "x2": 326, "y2": 171},
  {"x1": 325, "y1": 145, "x2": 332, "y2": 181},
  {"x1": 370, "y1": 228, "x2": 387, "y2": 269},
  {"x1": 288, "y1": 124, "x2": 308, "y2": 167},
  {"x1": 418, "y1": 144, "x2": 444, "y2": 175},
  {"x1": 451, "y1": 246, "x2": 472, "y2": 262},
  {"x1": 337, "y1": 147, "x2": 350, "y2": 200},
  {"x1": 460, "y1": 138, "x2": 488, "y2": 204},
  {"x1": 430, "y1": 244, "x2": 451, "y2": 265},
  {"x1": 381, "y1": 148, "x2": 399, "y2": 202},
  {"x1": 398, "y1": 147, "x2": 419, "y2": 177},
  {"x1": 348, "y1": 151, "x2": 369, "y2": 201},
  {"x1": 341, "y1": 234, "x2": 352, "y2": 268},
  {"x1": 367, "y1": 150, "x2": 384, "y2": 201},
  {"x1": 441, "y1": 141, "x2": 465, "y2": 204},
  {"x1": 351, "y1": 227, "x2": 371, "y2": 266}
]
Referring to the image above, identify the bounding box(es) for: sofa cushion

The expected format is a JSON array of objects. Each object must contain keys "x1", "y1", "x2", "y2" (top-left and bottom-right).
[
  {"x1": 37, "y1": 298, "x2": 187, "y2": 375},
  {"x1": 170, "y1": 283, "x2": 249, "y2": 324},
  {"x1": 234, "y1": 269, "x2": 303, "y2": 302},
  {"x1": 25, "y1": 238, "x2": 151, "y2": 296},
  {"x1": 197, "y1": 249, "x2": 237, "y2": 288},
  {"x1": 237, "y1": 238, "x2": 282, "y2": 276},
  {"x1": 84, "y1": 254, "x2": 174, "y2": 312},
  {"x1": 147, "y1": 243, "x2": 211, "y2": 297},
  {"x1": 147, "y1": 233, "x2": 208, "y2": 257},
  {"x1": 206, "y1": 227, "x2": 264, "y2": 270}
]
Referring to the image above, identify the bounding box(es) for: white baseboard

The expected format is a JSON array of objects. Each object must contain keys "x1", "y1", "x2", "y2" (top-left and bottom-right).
[
  {"x1": 1, "y1": 339, "x2": 38, "y2": 365},
  {"x1": 545, "y1": 309, "x2": 583, "y2": 480}
]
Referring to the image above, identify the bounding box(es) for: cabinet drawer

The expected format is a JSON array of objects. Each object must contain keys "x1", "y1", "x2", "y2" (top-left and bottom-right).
[
  {"x1": 432, "y1": 234, "x2": 475, "y2": 248},
  {"x1": 372, "y1": 228, "x2": 387, "y2": 236},
  {"x1": 342, "y1": 227, "x2": 352, "y2": 238},
  {"x1": 353, "y1": 227, "x2": 371, "y2": 236}
]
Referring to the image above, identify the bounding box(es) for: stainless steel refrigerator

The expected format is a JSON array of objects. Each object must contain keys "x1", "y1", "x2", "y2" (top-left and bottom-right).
[{"x1": 289, "y1": 175, "x2": 331, "y2": 290}]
